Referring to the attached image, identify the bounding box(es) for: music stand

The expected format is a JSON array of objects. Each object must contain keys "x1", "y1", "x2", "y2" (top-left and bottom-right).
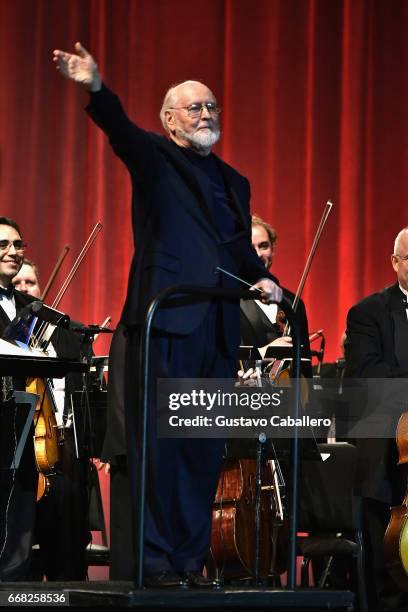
[
  {"x1": 0, "y1": 391, "x2": 38, "y2": 470},
  {"x1": 71, "y1": 390, "x2": 107, "y2": 459}
]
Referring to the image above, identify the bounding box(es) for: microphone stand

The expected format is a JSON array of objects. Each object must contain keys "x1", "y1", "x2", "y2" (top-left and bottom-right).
[{"x1": 70, "y1": 325, "x2": 114, "y2": 460}]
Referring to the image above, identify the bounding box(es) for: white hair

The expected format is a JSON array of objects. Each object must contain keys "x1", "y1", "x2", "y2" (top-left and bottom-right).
[
  {"x1": 159, "y1": 80, "x2": 211, "y2": 132},
  {"x1": 393, "y1": 227, "x2": 408, "y2": 255}
]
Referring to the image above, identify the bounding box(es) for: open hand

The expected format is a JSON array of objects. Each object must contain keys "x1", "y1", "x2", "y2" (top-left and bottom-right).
[{"x1": 53, "y1": 42, "x2": 101, "y2": 92}]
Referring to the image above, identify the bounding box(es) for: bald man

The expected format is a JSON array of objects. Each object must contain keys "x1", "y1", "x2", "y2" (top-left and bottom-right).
[{"x1": 344, "y1": 227, "x2": 408, "y2": 611}]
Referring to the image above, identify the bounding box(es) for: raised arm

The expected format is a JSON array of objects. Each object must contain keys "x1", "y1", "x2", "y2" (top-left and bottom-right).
[
  {"x1": 53, "y1": 42, "x2": 102, "y2": 92},
  {"x1": 53, "y1": 42, "x2": 154, "y2": 173}
]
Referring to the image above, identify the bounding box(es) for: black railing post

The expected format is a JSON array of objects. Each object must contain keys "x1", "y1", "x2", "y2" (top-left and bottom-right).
[{"x1": 129, "y1": 285, "x2": 300, "y2": 590}]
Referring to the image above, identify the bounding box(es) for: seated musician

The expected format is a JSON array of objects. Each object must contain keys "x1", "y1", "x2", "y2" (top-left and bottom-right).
[
  {"x1": 231, "y1": 216, "x2": 313, "y2": 582},
  {"x1": 344, "y1": 226, "x2": 408, "y2": 611},
  {"x1": 239, "y1": 215, "x2": 312, "y2": 379},
  {"x1": 0, "y1": 217, "x2": 39, "y2": 580},
  {"x1": 11, "y1": 257, "x2": 91, "y2": 581}
]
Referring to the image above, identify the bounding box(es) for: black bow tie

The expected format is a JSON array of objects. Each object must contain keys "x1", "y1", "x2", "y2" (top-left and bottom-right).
[{"x1": 0, "y1": 285, "x2": 14, "y2": 298}]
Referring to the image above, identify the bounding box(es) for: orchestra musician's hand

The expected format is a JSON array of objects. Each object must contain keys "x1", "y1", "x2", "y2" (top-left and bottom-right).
[
  {"x1": 236, "y1": 366, "x2": 260, "y2": 386},
  {"x1": 251, "y1": 278, "x2": 283, "y2": 305},
  {"x1": 237, "y1": 336, "x2": 292, "y2": 385},
  {"x1": 53, "y1": 42, "x2": 102, "y2": 92}
]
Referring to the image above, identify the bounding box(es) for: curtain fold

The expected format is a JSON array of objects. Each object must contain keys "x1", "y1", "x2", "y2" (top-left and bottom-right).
[{"x1": 0, "y1": 0, "x2": 407, "y2": 362}]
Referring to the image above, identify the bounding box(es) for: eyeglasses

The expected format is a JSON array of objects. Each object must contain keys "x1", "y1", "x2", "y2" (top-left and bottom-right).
[
  {"x1": 0, "y1": 240, "x2": 27, "y2": 252},
  {"x1": 168, "y1": 102, "x2": 221, "y2": 118},
  {"x1": 394, "y1": 253, "x2": 408, "y2": 262}
]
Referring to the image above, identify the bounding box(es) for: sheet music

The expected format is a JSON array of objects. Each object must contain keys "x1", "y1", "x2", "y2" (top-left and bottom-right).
[{"x1": 0, "y1": 337, "x2": 49, "y2": 358}]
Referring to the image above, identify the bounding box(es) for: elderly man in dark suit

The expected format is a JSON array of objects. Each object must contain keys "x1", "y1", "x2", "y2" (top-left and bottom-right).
[
  {"x1": 344, "y1": 227, "x2": 408, "y2": 611},
  {"x1": 53, "y1": 43, "x2": 282, "y2": 588}
]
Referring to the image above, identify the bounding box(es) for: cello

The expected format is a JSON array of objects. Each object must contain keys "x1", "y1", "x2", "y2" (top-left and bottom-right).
[
  {"x1": 210, "y1": 453, "x2": 287, "y2": 580},
  {"x1": 384, "y1": 412, "x2": 408, "y2": 589},
  {"x1": 210, "y1": 360, "x2": 288, "y2": 580}
]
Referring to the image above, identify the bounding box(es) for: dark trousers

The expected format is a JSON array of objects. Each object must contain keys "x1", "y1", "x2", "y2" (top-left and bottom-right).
[
  {"x1": 109, "y1": 457, "x2": 134, "y2": 580},
  {"x1": 0, "y1": 434, "x2": 37, "y2": 581},
  {"x1": 31, "y1": 431, "x2": 90, "y2": 581},
  {"x1": 124, "y1": 303, "x2": 235, "y2": 577}
]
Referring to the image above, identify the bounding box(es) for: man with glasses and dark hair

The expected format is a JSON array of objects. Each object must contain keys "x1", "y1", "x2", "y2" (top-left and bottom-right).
[
  {"x1": 53, "y1": 42, "x2": 282, "y2": 587},
  {"x1": 0, "y1": 216, "x2": 39, "y2": 581},
  {"x1": 0, "y1": 222, "x2": 89, "y2": 581},
  {"x1": 344, "y1": 227, "x2": 408, "y2": 611}
]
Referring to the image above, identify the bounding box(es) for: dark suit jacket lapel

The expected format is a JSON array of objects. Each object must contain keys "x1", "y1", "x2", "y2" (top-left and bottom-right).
[
  {"x1": 385, "y1": 283, "x2": 406, "y2": 312},
  {"x1": 0, "y1": 291, "x2": 33, "y2": 336},
  {"x1": 156, "y1": 138, "x2": 220, "y2": 240},
  {"x1": 156, "y1": 138, "x2": 249, "y2": 241},
  {"x1": 240, "y1": 299, "x2": 277, "y2": 343},
  {"x1": 0, "y1": 302, "x2": 11, "y2": 331},
  {"x1": 215, "y1": 157, "x2": 248, "y2": 232},
  {"x1": 385, "y1": 283, "x2": 408, "y2": 369}
]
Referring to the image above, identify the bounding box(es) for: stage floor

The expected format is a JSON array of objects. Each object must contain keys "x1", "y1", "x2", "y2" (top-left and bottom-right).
[{"x1": 0, "y1": 581, "x2": 354, "y2": 609}]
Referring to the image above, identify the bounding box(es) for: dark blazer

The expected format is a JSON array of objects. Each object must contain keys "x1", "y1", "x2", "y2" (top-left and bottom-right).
[
  {"x1": 344, "y1": 283, "x2": 408, "y2": 503},
  {"x1": 0, "y1": 291, "x2": 37, "y2": 391},
  {"x1": 0, "y1": 290, "x2": 36, "y2": 334},
  {"x1": 87, "y1": 85, "x2": 276, "y2": 353},
  {"x1": 240, "y1": 287, "x2": 312, "y2": 377}
]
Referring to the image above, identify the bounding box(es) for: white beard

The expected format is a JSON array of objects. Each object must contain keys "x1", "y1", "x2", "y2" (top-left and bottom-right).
[{"x1": 176, "y1": 126, "x2": 220, "y2": 155}]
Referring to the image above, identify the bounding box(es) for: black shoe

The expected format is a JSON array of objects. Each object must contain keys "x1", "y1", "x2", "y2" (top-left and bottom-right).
[
  {"x1": 145, "y1": 570, "x2": 188, "y2": 588},
  {"x1": 181, "y1": 570, "x2": 220, "y2": 589}
]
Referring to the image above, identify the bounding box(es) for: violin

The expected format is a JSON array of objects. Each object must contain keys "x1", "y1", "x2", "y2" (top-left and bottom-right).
[
  {"x1": 28, "y1": 223, "x2": 102, "y2": 501},
  {"x1": 384, "y1": 412, "x2": 408, "y2": 589},
  {"x1": 27, "y1": 377, "x2": 64, "y2": 501}
]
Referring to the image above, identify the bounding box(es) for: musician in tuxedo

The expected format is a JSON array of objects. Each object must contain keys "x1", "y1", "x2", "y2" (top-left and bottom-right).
[
  {"x1": 344, "y1": 227, "x2": 408, "y2": 611},
  {"x1": 53, "y1": 43, "x2": 282, "y2": 588},
  {"x1": 240, "y1": 215, "x2": 312, "y2": 377},
  {"x1": 0, "y1": 217, "x2": 40, "y2": 580},
  {"x1": 12, "y1": 259, "x2": 90, "y2": 581}
]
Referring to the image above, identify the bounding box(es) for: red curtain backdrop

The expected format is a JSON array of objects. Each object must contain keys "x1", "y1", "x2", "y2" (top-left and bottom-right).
[
  {"x1": 1, "y1": 0, "x2": 408, "y2": 580},
  {"x1": 1, "y1": 0, "x2": 408, "y2": 362}
]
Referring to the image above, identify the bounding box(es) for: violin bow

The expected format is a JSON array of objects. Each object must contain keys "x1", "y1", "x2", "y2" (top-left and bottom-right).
[
  {"x1": 32, "y1": 222, "x2": 103, "y2": 348},
  {"x1": 40, "y1": 244, "x2": 70, "y2": 302},
  {"x1": 93, "y1": 316, "x2": 112, "y2": 342},
  {"x1": 284, "y1": 200, "x2": 333, "y2": 335}
]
